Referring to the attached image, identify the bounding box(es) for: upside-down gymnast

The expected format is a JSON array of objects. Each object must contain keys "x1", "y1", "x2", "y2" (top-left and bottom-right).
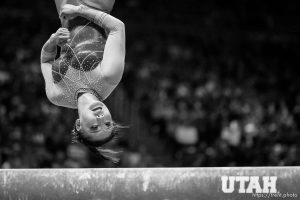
[{"x1": 40, "y1": 0, "x2": 125, "y2": 163}]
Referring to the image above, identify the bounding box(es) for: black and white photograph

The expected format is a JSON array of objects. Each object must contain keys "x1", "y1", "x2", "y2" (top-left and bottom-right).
[{"x1": 0, "y1": 0, "x2": 300, "y2": 199}]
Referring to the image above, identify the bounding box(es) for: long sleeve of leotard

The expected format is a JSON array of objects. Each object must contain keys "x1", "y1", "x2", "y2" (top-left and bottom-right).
[{"x1": 77, "y1": 5, "x2": 126, "y2": 85}]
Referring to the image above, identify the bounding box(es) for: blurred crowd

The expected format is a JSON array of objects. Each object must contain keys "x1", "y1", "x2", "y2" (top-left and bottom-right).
[
  {"x1": 125, "y1": 35, "x2": 300, "y2": 167},
  {"x1": 1, "y1": 0, "x2": 300, "y2": 168}
]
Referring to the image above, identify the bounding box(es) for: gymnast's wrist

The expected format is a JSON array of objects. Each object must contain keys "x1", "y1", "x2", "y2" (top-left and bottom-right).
[
  {"x1": 49, "y1": 34, "x2": 59, "y2": 46},
  {"x1": 77, "y1": 4, "x2": 87, "y2": 16},
  {"x1": 77, "y1": 4, "x2": 107, "y2": 26}
]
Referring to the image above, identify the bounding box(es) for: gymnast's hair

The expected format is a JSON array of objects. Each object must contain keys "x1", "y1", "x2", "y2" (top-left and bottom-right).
[{"x1": 71, "y1": 121, "x2": 124, "y2": 164}]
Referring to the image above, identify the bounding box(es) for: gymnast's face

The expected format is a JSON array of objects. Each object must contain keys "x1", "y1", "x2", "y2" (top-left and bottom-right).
[{"x1": 76, "y1": 101, "x2": 113, "y2": 142}]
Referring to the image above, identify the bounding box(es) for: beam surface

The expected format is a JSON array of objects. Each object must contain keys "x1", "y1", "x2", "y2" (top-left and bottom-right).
[{"x1": 0, "y1": 167, "x2": 299, "y2": 200}]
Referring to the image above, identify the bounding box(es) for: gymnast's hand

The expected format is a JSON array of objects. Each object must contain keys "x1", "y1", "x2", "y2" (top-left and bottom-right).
[
  {"x1": 60, "y1": 4, "x2": 80, "y2": 20},
  {"x1": 49, "y1": 28, "x2": 70, "y2": 47}
]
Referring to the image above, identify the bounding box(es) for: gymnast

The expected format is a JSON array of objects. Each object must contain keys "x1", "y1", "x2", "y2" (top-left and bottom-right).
[{"x1": 40, "y1": 0, "x2": 125, "y2": 163}]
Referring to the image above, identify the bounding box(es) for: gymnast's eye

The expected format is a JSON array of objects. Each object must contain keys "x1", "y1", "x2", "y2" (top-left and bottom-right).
[{"x1": 105, "y1": 122, "x2": 111, "y2": 127}]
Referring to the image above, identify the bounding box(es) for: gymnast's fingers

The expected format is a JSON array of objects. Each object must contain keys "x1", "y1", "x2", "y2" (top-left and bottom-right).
[
  {"x1": 58, "y1": 28, "x2": 69, "y2": 32},
  {"x1": 57, "y1": 28, "x2": 70, "y2": 34},
  {"x1": 56, "y1": 31, "x2": 70, "y2": 38},
  {"x1": 58, "y1": 31, "x2": 70, "y2": 36},
  {"x1": 57, "y1": 36, "x2": 70, "y2": 47},
  {"x1": 58, "y1": 35, "x2": 70, "y2": 40},
  {"x1": 58, "y1": 41, "x2": 68, "y2": 47}
]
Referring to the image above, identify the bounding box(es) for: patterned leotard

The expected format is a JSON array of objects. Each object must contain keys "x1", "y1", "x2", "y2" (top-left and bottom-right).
[{"x1": 41, "y1": 17, "x2": 117, "y2": 108}]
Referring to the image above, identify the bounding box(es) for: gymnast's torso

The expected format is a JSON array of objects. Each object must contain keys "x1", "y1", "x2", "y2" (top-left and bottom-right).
[{"x1": 42, "y1": 17, "x2": 116, "y2": 108}]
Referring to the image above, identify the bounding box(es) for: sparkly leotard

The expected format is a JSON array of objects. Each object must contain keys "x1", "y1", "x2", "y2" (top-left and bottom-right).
[
  {"x1": 41, "y1": 17, "x2": 117, "y2": 109},
  {"x1": 41, "y1": 3, "x2": 125, "y2": 109}
]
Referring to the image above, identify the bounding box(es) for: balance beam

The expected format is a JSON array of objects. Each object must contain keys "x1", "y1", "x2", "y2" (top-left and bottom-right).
[{"x1": 0, "y1": 167, "x2": 299, "y2": 200}]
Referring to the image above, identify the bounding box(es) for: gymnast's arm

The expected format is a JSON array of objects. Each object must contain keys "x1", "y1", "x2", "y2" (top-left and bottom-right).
[
  {"x1": 61, "y1": 4, "x2": 125, "y2": 85},
  {"x1": 40, "y1": 28, "x2": 70, "y2": 96},
  {"x1": 41, "y1": 36, "x2": 57, "y2": 65},
  {"x1": 41, "y1": 28, "x2": 70, "y2": 64}
]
